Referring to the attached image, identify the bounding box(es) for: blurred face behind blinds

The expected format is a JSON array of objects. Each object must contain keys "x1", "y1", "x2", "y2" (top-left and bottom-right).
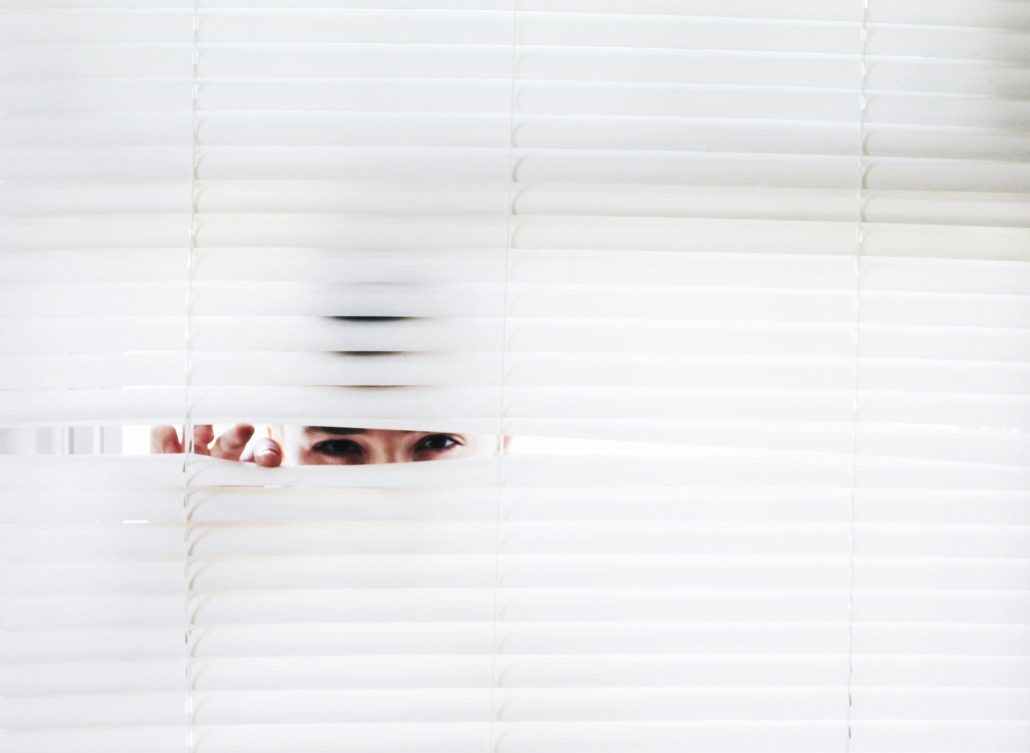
[{"x1": 277, "y1": 426, "x2": 505, "y2": 465}]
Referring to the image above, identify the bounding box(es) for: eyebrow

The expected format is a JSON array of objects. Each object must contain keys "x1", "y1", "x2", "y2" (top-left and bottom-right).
[
  {"x1": 303, "y1": 427, "x2": 367, "y2": 436},
  {"x1": 301, "y1": 427, "x2": 417, "y2": 436}
]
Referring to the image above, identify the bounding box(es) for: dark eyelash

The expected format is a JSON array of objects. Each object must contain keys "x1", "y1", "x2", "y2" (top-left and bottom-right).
[
  {"x1": 415, "y1": 434, "x2": 462, "y2": 452},
  {"x1": 313, "y1": 440, "x2": 362, "y2": 455}
]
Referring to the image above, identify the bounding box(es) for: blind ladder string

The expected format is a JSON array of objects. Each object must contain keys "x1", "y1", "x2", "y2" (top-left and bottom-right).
[
  {"x1": 182, "y1": 2, "x2": 202, "y2": 751},
  {"x1": 845, "y1": 1, "x2": 870, "y2": 749},
  {"x1": 487, "y1": 3, "x2": 520, "y2": 751}
]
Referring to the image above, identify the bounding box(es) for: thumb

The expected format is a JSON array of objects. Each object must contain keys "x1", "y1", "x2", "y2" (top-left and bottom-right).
[{"x1": 241, "y1": 436, "x2": 283, "y2": 467}]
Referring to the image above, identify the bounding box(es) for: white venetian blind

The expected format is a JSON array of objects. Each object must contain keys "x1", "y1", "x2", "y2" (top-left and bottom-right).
[{"x1": 3, "y1": 1, "x2": 1030, "y2": 753}]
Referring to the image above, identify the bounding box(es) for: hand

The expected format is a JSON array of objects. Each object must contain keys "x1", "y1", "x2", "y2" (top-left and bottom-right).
[{"x1": 150, "y1": 423, "x2": 283, "y2": 467}]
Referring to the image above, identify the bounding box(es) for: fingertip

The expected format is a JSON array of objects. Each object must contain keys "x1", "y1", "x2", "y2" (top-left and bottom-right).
[
  {"x1": 255, "y1": 447, "x2": 282, "y2": 467},
  {"x1": 232, "y1": 423, "x2": 256, "y2": 444},
  {"x1": 185, "y1": 424, "x2": 212, "y2": 455},
  {"x1": 150, "y1": 425, "x2": 180, "y2": 454},
  {"x1": 248, "y1": 437, "x2": 283, "y2": 467}
]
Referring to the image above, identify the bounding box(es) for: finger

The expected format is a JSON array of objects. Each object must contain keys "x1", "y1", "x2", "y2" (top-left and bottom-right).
[
  {"x1": 191, "y1": 424, "x2": 214, "y2": 455},
  {"x1": 210, "y1": 423, "x2": 255, "y2": 461},
  {"x1": 243, "y1": 437, "x2": 283, "y2": 468},
  {"x1": 150, "y1": 425, "x2": 181, "y2": 454}
]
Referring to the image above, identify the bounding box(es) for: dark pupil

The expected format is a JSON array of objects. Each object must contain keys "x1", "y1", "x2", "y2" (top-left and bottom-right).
[
  {"x1": 322, "y1": 440, "x2": 359, "y2": 453},
  {"x1": 423, "y1": 435, "x2": 452, "y2": 450}
]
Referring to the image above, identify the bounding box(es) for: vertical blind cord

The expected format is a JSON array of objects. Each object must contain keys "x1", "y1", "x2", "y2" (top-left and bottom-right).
[
  {"x1": 487, "y1": 2, "x2": 521, "y2": 750},
  {"x1": 183, "y1": 3, "x2": 201, "y2": 752},
  {"x1": 845, "y1": 1, "x2": 871, "y2": 749}
]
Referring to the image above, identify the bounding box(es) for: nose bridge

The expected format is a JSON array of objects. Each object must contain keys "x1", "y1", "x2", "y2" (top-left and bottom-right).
[{"x1": 366, "y1": 435, "x2": 405, "y2": 464}]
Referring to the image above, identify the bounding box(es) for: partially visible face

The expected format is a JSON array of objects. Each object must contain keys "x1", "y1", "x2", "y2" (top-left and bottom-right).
[{"x1": 277, "y1": 426, "x2": 505, "y2": 465}]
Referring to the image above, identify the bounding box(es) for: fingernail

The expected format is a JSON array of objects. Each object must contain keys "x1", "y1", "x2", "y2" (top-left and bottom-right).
[{"x1": 164, "y1": 441, "x2": 178, "y2": 453}]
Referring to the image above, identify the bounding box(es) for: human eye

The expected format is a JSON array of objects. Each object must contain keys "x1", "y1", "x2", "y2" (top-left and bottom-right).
[
  {"x1": 311, "y1": 439, "x2": 364, "y2": 460},
  {"x1": 412, "y1": 433, "x2": 464, "y2": 459}
]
